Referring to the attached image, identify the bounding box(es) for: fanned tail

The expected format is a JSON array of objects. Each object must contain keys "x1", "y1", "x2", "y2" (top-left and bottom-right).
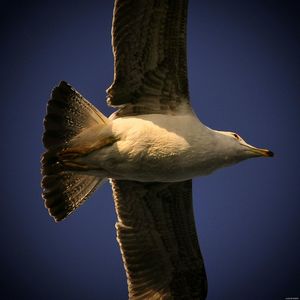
[{"x1": 41, "y1": 81, "x2": 108, "y2": 221}]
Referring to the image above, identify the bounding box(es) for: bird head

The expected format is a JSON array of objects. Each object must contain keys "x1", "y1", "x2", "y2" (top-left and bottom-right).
[{"x1": 214, "y1": 130, "x2": 273, "y2": 165}]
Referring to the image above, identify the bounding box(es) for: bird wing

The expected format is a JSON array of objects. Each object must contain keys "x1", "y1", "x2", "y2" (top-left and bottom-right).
[
  {"x1": 107, "y1": 0, "x2": 191, "y2": 116},
  {"x1": 107, "y1": 1, "x2": 207, "y2": 298},
  {"x1": 111, "y1": 179, "x2": 207, "y2": 299}
]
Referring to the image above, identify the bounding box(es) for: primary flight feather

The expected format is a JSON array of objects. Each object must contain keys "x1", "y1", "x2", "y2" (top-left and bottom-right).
[{"x1": 41, "y1": 0, "x2": 273, "y2": 299}]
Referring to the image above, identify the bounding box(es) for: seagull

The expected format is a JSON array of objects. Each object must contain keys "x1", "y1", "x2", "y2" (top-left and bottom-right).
[{"x1": 41, "y1": 0, "x2": 273, "y2": 299}]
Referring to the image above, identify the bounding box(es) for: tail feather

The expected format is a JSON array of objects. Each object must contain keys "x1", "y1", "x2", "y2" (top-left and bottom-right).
[
  {"x1": 43, "y1": 81, "x2": 108, "y2": 150},
  {"x1": 42, "y1": 172, "x2": 103, "y2": 222},
  {"x1": 41, "y1": 81, "x2": 107, "y2": 221}
]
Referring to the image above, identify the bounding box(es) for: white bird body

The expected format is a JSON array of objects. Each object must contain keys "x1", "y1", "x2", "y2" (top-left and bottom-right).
[
  {"x1": 66, "y1": 110, "x2": 270, "y2": 182},
  {"x1": 82, "y1": 112, "x2": 214, "y2": 181}
]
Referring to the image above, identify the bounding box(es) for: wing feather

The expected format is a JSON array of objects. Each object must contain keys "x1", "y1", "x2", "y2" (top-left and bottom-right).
[
  {"x1": 107, "y1": 0, "x2": 191, "y2": 116},
  {"x1": 111, "y1": 180, "x2": 208, "y2": 299}
]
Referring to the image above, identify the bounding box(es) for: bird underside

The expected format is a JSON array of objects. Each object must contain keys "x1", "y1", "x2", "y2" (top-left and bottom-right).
[
  {"x1": 41, "y1": 80, "x2": 208, "y2": 298},
  {"x1": 41, "y1": 0, "x2": 273, "y2": 297}
]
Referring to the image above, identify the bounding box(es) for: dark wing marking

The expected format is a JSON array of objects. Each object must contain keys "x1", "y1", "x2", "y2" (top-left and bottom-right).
[
  {"x1": 107, "y1": 0, "x2": 191, "y2": 116},
  {"x1": 111, "y1": 179, "x2": 207, "y2": 299}
]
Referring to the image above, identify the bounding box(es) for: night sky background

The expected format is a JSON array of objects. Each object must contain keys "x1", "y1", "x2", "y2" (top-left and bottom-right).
[{"x1": 1, "y1": 0, "x2": 299, "y2": 299}]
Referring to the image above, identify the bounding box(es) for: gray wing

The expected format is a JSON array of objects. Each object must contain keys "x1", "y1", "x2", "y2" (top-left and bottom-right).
[
  {"x1": 107, "y1": 0, "x2": 191, "y2": 116},
  {"x1": 111, "y1": 180, "x2": 207, "y2": 299}
]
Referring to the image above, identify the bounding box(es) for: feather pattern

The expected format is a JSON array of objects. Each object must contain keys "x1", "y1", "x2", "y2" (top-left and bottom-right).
[
  {"x1": 41, "y1": 81, "x2": 106, "y2": 221},
  {"x1": 107, "y1": 0, "x2": 191, "y2": 116},
  {"x1": 108, "y1": 1, "x2": 207, "y2": 298},
  {"x1": 111, "y1": 180, "x2": 207, "y2": 299}
]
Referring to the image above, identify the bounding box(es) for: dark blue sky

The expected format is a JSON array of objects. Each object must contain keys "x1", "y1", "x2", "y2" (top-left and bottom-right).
[{"x1": 1, "y1": 1, "x2": 299, "y2": 299}]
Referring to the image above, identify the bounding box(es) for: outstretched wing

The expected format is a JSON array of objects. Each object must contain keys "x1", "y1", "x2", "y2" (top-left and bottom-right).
[
  {"x1": 107, "y1": 1, "x2": 207, "y2": 298},
  {"x1": 107, "y1": 0, "x2": 191, "y2": 116},
  {"x1": 111, "y1": 180, "x2": 207, "y2": 299}
]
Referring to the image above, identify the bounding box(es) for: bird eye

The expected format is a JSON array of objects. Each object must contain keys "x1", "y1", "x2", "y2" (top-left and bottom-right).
[{"x1": 233, "y1": 133, "x2": 240, "y2": 140}]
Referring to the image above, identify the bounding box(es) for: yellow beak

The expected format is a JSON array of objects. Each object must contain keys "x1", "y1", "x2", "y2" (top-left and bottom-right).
[
  {"x1": 241, "y1": 141, "x2": 274, "y2": 157},
  {"x1": 249, "y1": 147, "x2": 274, "y2": 157}
]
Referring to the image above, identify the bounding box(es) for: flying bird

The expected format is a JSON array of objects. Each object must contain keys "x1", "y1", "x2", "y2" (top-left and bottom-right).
[{"x1": 41, "y1": 0, "x2": 273, "y2": 299}]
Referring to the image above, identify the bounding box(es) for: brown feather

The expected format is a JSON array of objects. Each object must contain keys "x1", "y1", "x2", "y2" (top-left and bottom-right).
[
  {"x1": 111, "y1": 180, "x2": 208, "y2": 299},
  {"x1": 107, "y1": 0, "x2": 190, "y2": 116},
  {"x1": 41, "y1": 81, "x2": 107, "y2": 221}
]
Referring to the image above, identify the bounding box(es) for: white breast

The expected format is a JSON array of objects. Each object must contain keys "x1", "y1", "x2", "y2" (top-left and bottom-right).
[{"x1": 99, "y1": 113, "x2": 216, "y2": 182}]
